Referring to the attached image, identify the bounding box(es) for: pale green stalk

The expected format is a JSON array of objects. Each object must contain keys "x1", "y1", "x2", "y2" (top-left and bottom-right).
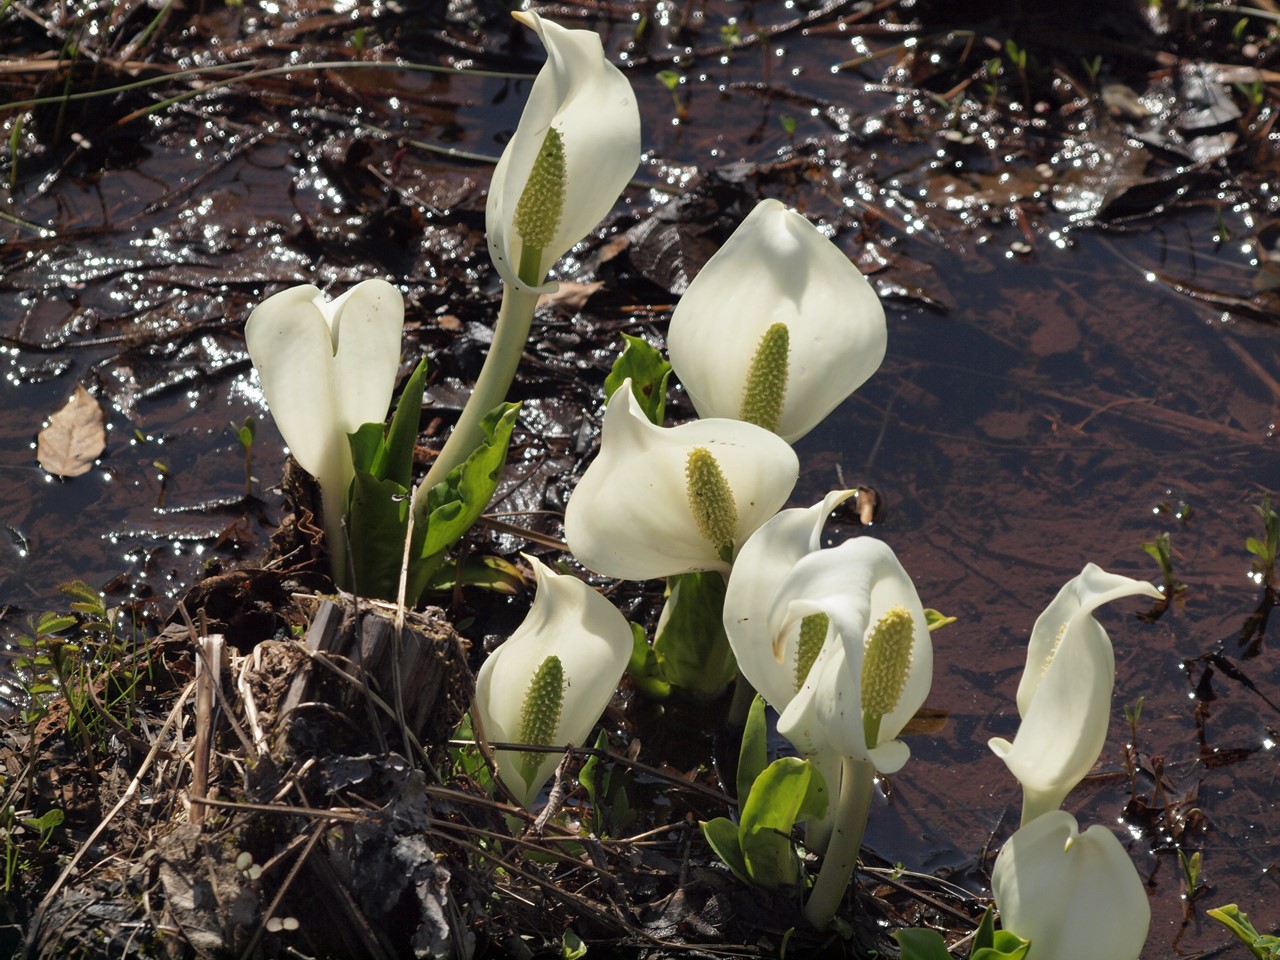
[
  {"x1": 803, "y1": 756, "x2": 875, "y2": 929},
  {"x1": 412, "y1": 283, "x2": 540, "y2": 526}
]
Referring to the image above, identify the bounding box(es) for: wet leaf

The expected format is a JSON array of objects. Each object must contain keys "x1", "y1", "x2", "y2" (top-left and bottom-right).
[
  {"x1": 536, "y1": 280, "x2": 604, "y2": 311},
  {"x1": 37, "y1": 385, "x2": 106, "y2": 478}
]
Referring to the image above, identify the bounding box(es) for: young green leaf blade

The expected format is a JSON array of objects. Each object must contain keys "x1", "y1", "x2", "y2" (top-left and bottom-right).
[
  {"x1": 892, "y1": 929, "x2": 954, "y2": 960},
  {"x1": 348, "y1": 422, "x2": 388, "y2": 477},
  {"x1": 738, "y1": 756, "x2": 828, "y2": 890},
  {"x1": 737, "y1": 695, "x2": 769, "y2": 817},
  {"x1": 652, "y1": 571, "x2": 737, "y2": 698},
  {"x1": 381, "y1": 357, "x2": 429, "y2": 489},
  {"x1": 604, "y1": 333, "x2": 672, "y2": 425},
  {"x1": 346, "y1": 471, "x2": 410, "y2": 601},
  {"x1": 700, "y1": 817, "x2": 753, "y2": 886},
  {"x1": 407, "y1": 402, "x2": 521, "y2": 603}
]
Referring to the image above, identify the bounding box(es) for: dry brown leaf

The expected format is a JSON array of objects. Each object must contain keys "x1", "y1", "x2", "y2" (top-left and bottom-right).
[
  {"x1": 37, "y1": 385, "x2": 106, "y2": 477},
  {"x1": 537, "y1": 280, "x2": 605, "y2": 311}
]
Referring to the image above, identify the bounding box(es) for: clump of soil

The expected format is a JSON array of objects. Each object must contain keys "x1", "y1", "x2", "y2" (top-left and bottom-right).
[{"x1": 0, "y1": 542, "x2": 921, "y2": 959}]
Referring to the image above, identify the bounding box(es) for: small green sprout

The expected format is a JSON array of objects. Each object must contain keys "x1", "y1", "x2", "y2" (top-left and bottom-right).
[
  {"x1": 1207, "y1": 904, "x2": 1280, "y2": 959},
  {"x1": 1178, "y1": 848, "x2": 1203, "y2": 900},
  {"x1": 1246, "y1": 493, "x2": 1279, "y2": 588}
]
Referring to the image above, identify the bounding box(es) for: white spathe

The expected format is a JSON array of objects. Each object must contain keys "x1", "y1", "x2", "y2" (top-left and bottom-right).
[
  {"x1": 723, "y1": 490, "x2": 858, "y2": 714},
  {"x1": 473, "y1": 557, "x2": 632, "y2": 809},
  {"x1": 564, "y1": 382, "x2": 800, "y2": 581},
  {"x1": 992, "y1": 809, "x2": 1150, "y2": 960},
  {"x1": 486, "y1": 10, "x2": 641, "y2": 293},
  {"x1": 988, "y1": 564, "x2": 1163, "y2": 824},
  {"x1": 244, "y1": 279, "x2": 403, "y2": 531},
  {"x1": 775, "y1": 537, "x2": 933, "y2": 775},
  {"x1": 667, "y1": 198, "x2": 887, "y2": 443}
]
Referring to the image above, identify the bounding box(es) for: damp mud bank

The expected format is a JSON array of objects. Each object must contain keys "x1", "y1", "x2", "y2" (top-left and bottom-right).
[{"x1": 2, "y1": 2, "x2": 1280, "y2": 957}]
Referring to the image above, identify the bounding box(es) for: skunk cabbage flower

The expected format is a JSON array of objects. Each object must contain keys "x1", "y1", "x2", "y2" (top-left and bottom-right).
[
  {"x1": 473, "y1": 557, "x2": 632, "y2": 809},
  {"x1": 992, "y1": 810, "x2": 1150, "y2": 960},
  {"x1": 486, "y1": 10, "x2": 641, "y2": 292},
  {"x1": 564, "y1": 381, "x2": 799, "y2": 581},
  {"x1": 245, "y1": 279, "x2": 403, "y2": 562},
  {"x1": 723, "y1": 490, "x2": 857, "y2": 714},
  {"x1": 774, "y1": 537, "x2": 933, "y2": 775},
  {"x1": 667, "y1": 199, "x2": 887, "y2": 443},
  {"x1": 987, "y1": 565, "x2": 1163, "y2": 825}
]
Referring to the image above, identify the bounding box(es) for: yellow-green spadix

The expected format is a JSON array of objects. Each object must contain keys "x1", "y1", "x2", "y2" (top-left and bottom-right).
[
  {"x1": 563, "y1": 379, "x2": 799, "y2": 581},
  {"x1": 667, "y1": 198, "x2": 887, "y2": 443},
  {"x1": 486, "y1": 10, "x2": 641, "y2": 293},
  {"x1": 472, "y1": 557, "x2": 632, "y2": 809}
]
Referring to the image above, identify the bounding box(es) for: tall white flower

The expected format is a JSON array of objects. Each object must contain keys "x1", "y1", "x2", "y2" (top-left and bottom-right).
[
  {"x1": 667, "y1": 199, "x2": 887, "y2": 443},
  {"x1": 992, "y1": 810, "x2": 1150, "y2": 960},
  {"x1": 486, "y1": 10, "x2": 641, "y2": 292},
  {"x1": 988, "y1": 564, "x2": 1163, "y2": 825},
  {"x1": 563, "y1": 381, "x2": 799, "y2": 581},
  {"x1": 473, "y1": 557, "x2": 632, "y2": 809},
  {"x1": 245, "y1": 279, "x2": 403, "y2": 572}
]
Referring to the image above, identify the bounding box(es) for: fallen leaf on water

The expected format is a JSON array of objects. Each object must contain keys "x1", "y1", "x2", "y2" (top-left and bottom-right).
[
  {"x1": 537, "y1": 280, "x2": 605, "y2": 311},
  {"x1": 37, "y1": 385, "x2": 106, "y2": 477}
]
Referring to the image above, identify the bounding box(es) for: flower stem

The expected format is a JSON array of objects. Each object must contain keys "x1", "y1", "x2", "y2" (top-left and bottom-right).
[
  {"x1": 803, "y1": 756, "x2": 874, "y2": 929},
  {"x1": 319, "y1": 482, "x2": 350, "y2": 591},
  {"x1": 412, "y1": 281, "x2": 540, "y2": 526}
]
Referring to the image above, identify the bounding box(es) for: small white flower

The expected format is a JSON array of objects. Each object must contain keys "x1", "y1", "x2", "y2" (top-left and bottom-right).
[
  {"x1": 244, "y1": 279, "x2": 403, "y2": 561},
  {"x1": 473, "y1": 557, "x2": 632, "y2": 809},
  {"x1": 992, "y1": 810, "x2": 1150, "y2": 960},
  {"x1": 988, "y1": 564, "x2": 1163, "y2": 824}
]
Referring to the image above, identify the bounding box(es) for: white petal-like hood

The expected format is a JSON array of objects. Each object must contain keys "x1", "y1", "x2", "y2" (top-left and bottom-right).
[
  {"x1": 486, "y1": 11, "x2": 641, "y2": 292},
  {"x1": 564, "y1": 383, "x2": 799, "y2": 581},
  {"x1": 723, "y1": 490, "x2": 857, "y2": 713},
  {"x1": 776, "y1": 537, "x2": 933, "y2": 774},
  {"x1": 988, "y1": 564, "x2": 1162, "y2": 824},
  {"x1": 245, "y1": 278, "x2": 403, "y2": 497},
  {"x1": 667, "y1": 199, "x2": 887, "y2": 443},
  {"x1": 473, "y1": 557, "x2": 632, "y2": 808},
  {"x1": 992, "y1": 810, "x2": 1150, "y2": 960}
]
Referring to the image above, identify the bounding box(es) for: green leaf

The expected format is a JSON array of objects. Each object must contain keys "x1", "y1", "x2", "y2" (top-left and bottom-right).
[
  {"x1": 408, "y1": 402, "x2": 521, "y2": 604},
  {"x1": 1247, "y1": 536, "x2": 1267, "y2": 559},
  {"x1": 604, "y1": 333, "x2": 672, "y2": 425},
  {"x1": 1207, "y1": 904, "x2": 1280, "y2": 959},
  {"x1": 892, "y1": 928, "x2": 953, "y2": 960},
  {"x1": 562, "y1": 928, "x2": 587, "y2": 960},
  {"x1": 348, "y1": 422, "x2": 388, "y2": 478},
  {"x1": 35, "y1": 614, "x2": 77, "y2": 635},
  {"x1": 57, "y1": 580, "x2": 100, "y2": 607},
  {"x1": 381, "y1": 357, "x2": 428, "y2": 489},
  {"x1": 924, "y1": 608, "x2": 957, "y2": 632},
  {"x1": 346, "y1": 470, "x2": 411, "y2": 602},
  {"x1": 972, "y1": 905, "x2": 998, "y2": 951},
  {"x1": 700, "y1": 817, "x2": 752, "y2": 886},
  {"x1": 738, "y1": 757, "x2": 828, "y2": 890},
  {"x1": 627, "y1": 622, "x2": 671, "y2": 700},
  {"x1": 737, "y1": 695, "x2": 768, "y2": 817},
  {"x1": 418, "y1": 555, "x2": 526, "y2": 596},
  {"x1": 652, "y1": 571, "x2": 737, "y2": 699},
  {"x1": 972, "y1": 936, "x2": 1031, "y2": 960}
]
